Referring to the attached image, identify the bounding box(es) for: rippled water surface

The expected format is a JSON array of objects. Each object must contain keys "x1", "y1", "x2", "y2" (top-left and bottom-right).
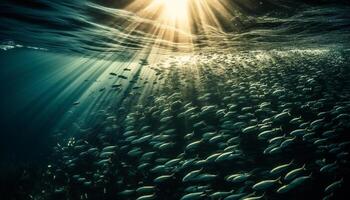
[{"x1": 1, "y1": 0, "x2": 350, "y2": 53}]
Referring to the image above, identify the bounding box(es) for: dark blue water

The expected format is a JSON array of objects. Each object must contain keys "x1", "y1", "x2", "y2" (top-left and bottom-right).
[{"x1": 1, "y1": 0, "x2": 350, "y2": 199}]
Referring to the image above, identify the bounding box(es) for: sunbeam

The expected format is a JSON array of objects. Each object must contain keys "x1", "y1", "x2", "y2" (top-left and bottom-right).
[
  {"x1": 153, "y1": 0, "x2": 190, "y2": 22},
  {"x1": 122, "y1": 0, "x2": 235, "y2": 52},
  {"x1": 1, "y1": 1, "x2": 350, "y2": 200}
]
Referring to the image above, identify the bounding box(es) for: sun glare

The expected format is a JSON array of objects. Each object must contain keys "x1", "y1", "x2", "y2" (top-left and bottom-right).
[
  {"x1": 154, "y1": 0, "x2": 189, "y2": 22},
  {"x1": 122, "y1": 0, "x2": 234, "y2": 52}
]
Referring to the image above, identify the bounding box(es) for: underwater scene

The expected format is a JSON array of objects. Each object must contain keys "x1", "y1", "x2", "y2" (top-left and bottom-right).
[{"x1": 1, "y1": 0, "x2": 350, "y2": 199}]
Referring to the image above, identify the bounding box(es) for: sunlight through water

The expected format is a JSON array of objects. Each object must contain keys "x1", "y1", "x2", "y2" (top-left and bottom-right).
[{"x1": 1, "y1": 1, "x2": 350, "y2": 200}]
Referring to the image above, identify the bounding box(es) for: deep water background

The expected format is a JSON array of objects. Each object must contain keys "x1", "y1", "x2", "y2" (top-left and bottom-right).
[
  {"x1": 1, "y1": 0, "x2": 350, "y2": 198},
  {"x1": 0, "y1": 50, "x2": 84, "y2": 193}
]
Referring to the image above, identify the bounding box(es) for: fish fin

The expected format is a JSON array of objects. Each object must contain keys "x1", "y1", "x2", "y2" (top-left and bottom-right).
[
  {"x1": 277, "y1": 176, "x2": 282, "y2": 184},
  {"x1": 260, "y1": 192, "x2": 266, "y2": 198},
  {"x1": 302, "y1": 163, "x2": 306, "y2": 169},
  {"x1": 289, "y1": 159, "x2": 294, "y2": 165},
  {"x1": 200, "y1": 192, "x2": 207, "y2": 198},
  {"x1": 308, "y1": 172, "x2": 313, "y2": 178}
]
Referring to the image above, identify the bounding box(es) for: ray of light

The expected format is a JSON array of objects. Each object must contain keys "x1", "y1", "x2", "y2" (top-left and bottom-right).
[{"x1": 120, "y1": 0, "x2": 236, "y2": 52}]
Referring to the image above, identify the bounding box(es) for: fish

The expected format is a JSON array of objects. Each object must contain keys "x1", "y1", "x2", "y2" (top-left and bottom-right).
[
  {"x1": 242, "y1": 125, "x2": 259, "y2": 134},
  {"x1": 270, "y1": 160, "x2": 294, "y2": 175},
  {"x1": 241, "y1": 193, "x2": 264, "y2": 200},
  {"x1": 180, "y1": 192, "x2": 206, "y2": 200},
  {"x1": 154, "y1": 174, "x2": 173, "y2": 183},
  {"x1": 182, "y1": 169, "x2": 202, "y2": 182},
  {"x1": 252, "y1": 177, "x2": 281, "y2": 191},
  {"x1": 118, "y1": 75, "x2": 128, "y2": 79},
  {"x1": 186, "y1": 140, "x2": 203, "y2": 151},
  {"x1": 136, "y1": 194, "x2": 156, "y2": 200},
  {"x1": 37, "y1": 51, "x2": 350, "y2": 200},
  {"x1": 210, "y1": 190, "x2": 234, "y2": 199},
  {"x1": 290, "y1": 129, "x2": 307, "y2": 137},
  {"x1": 258, "y1": 128, "x2": 281, "y2": 140},
  {"x1": 136, "y1": 186, "x2": 156, "y2": 194},
  {"x1": 273, "y1": 111, "x2": 290, "y2": 122},
  {"x1": 285, "y1": 164, "x2": 307, "y2": 181},
  {"x1": 280, "y1": 136, "x2": 296, "y2": 148},
  {"x1": 227, "y1": 173, "x2": 251, "y2": 183},
  {"x1": 223, "y1": 192, "x2": 248, "y2": 200},
  {"x1": 320, "y1": 161, "x2": 337, "y2": 173},
  {"x1": 277, "y1": 173, "x2": 312, "y2": 193},
  {"x1": 194, "y1": 173, "x2": 217, "y2": 182},
  {"x1": 324, "y1": 178, "x2": 343, "y2": 193}
]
